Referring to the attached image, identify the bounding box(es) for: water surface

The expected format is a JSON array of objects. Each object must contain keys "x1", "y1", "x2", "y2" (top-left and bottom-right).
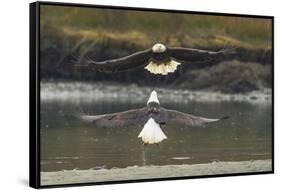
[{"x1": 41, "y1": 99, "x2": 272, "y2": 172}]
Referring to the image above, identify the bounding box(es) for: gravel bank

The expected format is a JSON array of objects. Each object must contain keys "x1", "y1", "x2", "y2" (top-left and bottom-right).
[{"x1": 41, "y1": 159, "x2": 272, "y2": 186}]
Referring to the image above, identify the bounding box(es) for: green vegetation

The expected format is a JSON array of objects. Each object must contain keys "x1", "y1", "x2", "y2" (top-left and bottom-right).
[
  {"x1": 41, "y1": 5, "x2": 272, "y2": 50},
  {"x1": 39, "y1": 5, "x2": 272, "y2": 93}
]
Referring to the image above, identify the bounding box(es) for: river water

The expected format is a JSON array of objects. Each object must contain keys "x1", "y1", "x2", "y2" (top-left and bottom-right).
[{"x1": 40, "y1": 91, "x2": 272, "y2": 172}]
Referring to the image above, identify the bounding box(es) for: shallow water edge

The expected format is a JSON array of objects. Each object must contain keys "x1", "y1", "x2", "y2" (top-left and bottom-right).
[
  {"x1": 41, "y1": 81, "x2": 272, "y2": 104},
  {"x1": 41, "y1": 159, "x2": 272, "y2": 185}
]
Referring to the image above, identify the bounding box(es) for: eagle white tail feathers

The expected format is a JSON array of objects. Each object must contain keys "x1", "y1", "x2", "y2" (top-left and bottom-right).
[
  {"x1": 145, "y1": 60, "x2": 181, "y2": 75},
  {"x1": 138, "y1": 118, "x2": 167, "y2": 144}
]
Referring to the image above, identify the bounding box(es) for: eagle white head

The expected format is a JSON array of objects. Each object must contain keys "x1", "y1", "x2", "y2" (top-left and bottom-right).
[
  {"x1": 152, "y1": 43, "x2": 166, "y2": 53},
  {"x1": 147, "y1": 90, "x2": 160, "y2": 105}
]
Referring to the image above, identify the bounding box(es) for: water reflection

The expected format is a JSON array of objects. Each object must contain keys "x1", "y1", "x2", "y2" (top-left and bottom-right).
[{"x1": 40, "y1": 100, "x2": 272, "y2": 172}]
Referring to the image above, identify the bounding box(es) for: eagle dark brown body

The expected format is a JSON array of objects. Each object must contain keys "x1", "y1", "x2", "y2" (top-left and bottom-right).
[
  {"x1": 78, "y1": 90, "x2": 228, "y2": 144},
  {"x1": 76, "y1": 43, "x2": 234, "y2": 75}
]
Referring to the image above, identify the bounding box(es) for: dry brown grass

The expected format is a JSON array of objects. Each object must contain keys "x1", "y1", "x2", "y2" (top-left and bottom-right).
[{"x1": 40, "y1": 5, "x2": 272, "y2": 51}]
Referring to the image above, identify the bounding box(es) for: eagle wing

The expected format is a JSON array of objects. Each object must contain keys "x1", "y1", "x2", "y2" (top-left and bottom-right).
[
  {"x1": 167, "y1": 46, "x2": 233, "y2": 64},
  {"x1": 76, "y1": 49, "x2": 152, "y2": 72},
  {"x1": 158, "y1": 107, "x2": 228, "y2": 127},
  {"x1": 78, "y1": 107, "x2": 149, "y2": 127}
]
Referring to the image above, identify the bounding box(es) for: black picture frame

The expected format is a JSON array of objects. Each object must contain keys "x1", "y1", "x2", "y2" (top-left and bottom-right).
[{"x1": 29, "y1": 1, "x2": 274, "y2": 188}]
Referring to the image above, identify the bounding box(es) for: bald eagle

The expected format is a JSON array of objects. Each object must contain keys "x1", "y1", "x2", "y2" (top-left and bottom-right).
[
  {"x1": 75, "y1": 43, "x2": 233, "y2": 75},
  {"x1": 78, "y1": 90, "x2": 228, "y2": 144}
]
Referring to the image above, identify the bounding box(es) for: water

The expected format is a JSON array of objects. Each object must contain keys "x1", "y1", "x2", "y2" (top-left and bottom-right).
[{"x1": 40, "y1": 98, "x2": 272, "y2": 172}]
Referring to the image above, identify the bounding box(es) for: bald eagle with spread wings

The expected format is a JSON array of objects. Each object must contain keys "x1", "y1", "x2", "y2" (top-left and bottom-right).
[
  {"x1": 75, "y1": 43, "x2": 234, "y2": 75},
  {"x1": 78, "y1": 90, "x2": 228, "y2": 144}
]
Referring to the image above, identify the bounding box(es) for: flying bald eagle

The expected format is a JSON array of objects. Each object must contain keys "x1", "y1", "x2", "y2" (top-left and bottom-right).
[
  {"x1": 75, "y1": 43, "x2": 233, "y2": 75},
  {"x1": 78, "y1": 90, "x2": 228, "y2": 144}
]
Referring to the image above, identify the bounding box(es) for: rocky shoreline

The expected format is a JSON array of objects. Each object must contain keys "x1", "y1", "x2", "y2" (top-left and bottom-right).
[{"x1": 41, "y1": 81, "x2": 272, "y2": 104}]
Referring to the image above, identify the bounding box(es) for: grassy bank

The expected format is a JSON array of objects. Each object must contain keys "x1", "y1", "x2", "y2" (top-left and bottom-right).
[
  {"x1": 41, "y1": 5, "x2": 272, "y2": 50},
  {"x1": 39, "y1": 5, "x2": 272, "y2": 93}
]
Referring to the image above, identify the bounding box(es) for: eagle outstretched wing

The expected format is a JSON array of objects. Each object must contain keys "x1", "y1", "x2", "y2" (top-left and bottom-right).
[
  {"x1": 167, "y1": 46, "x2": 234, "y2": 64},
  {"x1": 158, "y1": 107, "x2": 228, "y2": 127},
  {"x1": 75, "y1": 49, "x2": 152, "y2": 72},
  {"x1": 78, "y1": 107, "x2": 149, "y2": 127}
]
